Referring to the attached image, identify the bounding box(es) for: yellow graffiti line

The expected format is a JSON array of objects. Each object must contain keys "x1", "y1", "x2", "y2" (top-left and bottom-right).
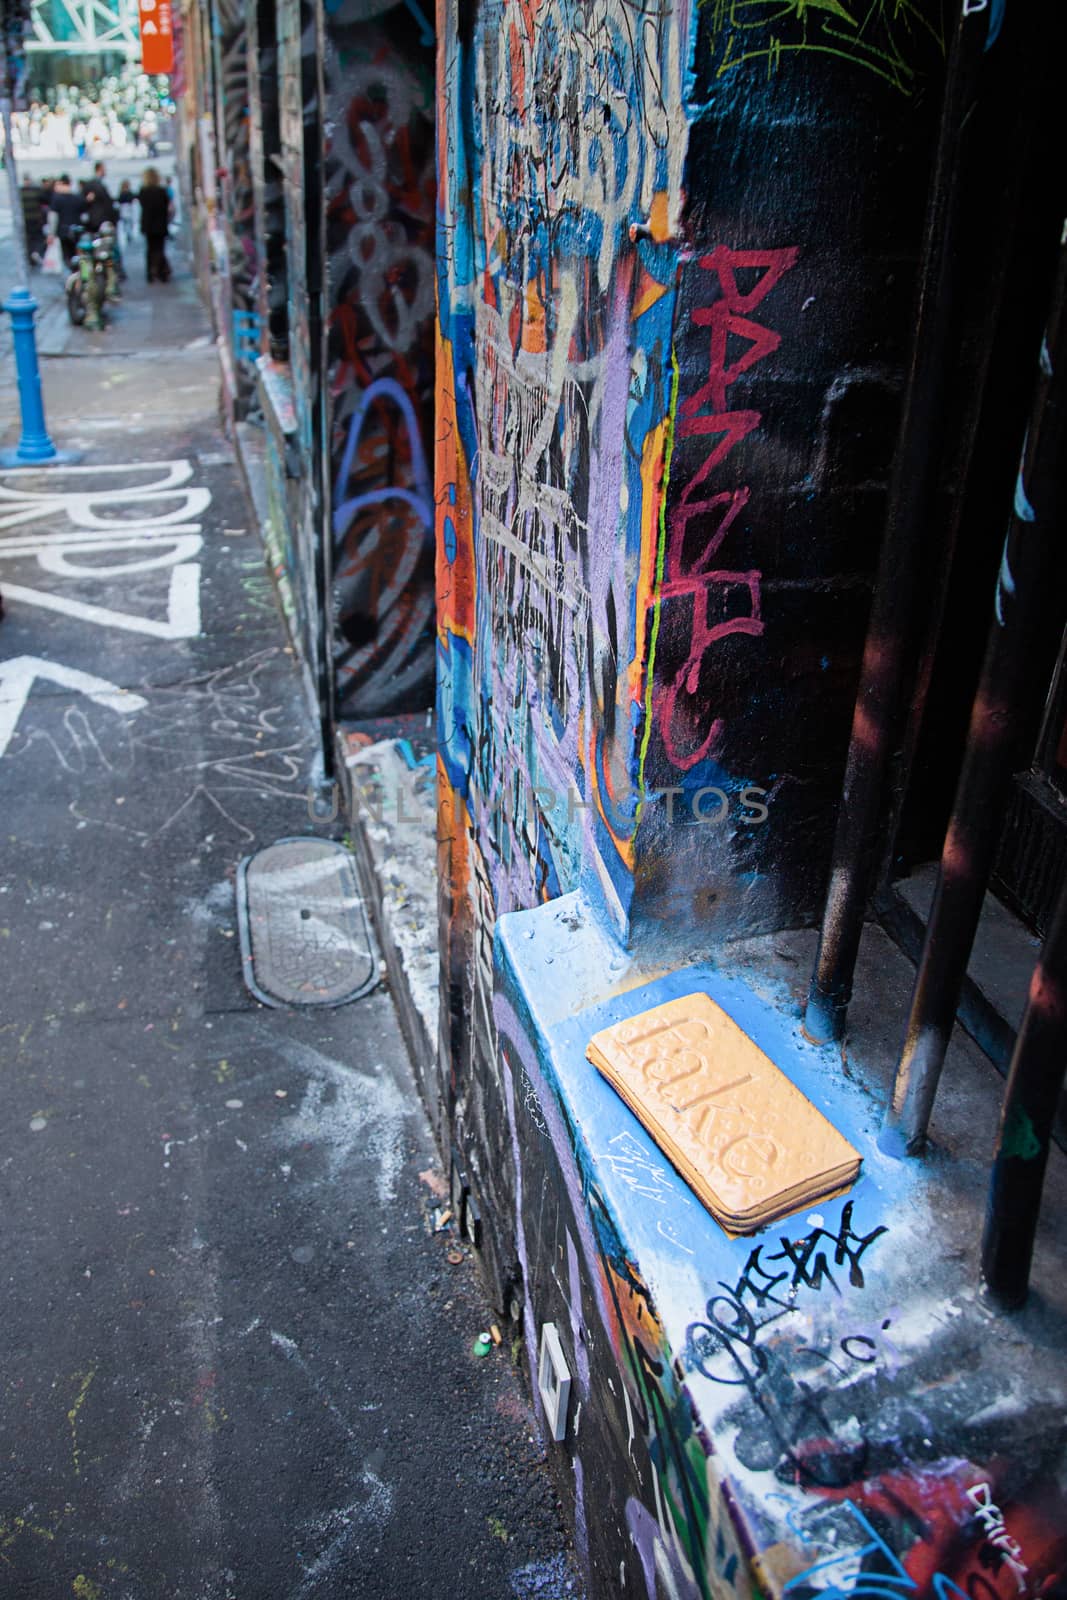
[
  {"x1": 631, "y1": 416, "x2": 669, "y2": 721},
  {"x1": 717, "y1": 34, "x2": 914, "y2": 93},
  {"x1": 67, "y1": 1368, "x2": 96, "y2": 1478},
  {"x1": 0, "y1": 1515, "x2": 58, "y2": 1549},
  {"x1": 636, "y1": 346, "x2": 681, "y2": 811}
]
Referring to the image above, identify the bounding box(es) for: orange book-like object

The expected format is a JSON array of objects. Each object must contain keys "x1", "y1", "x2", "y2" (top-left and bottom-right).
[{"x1": 586, "y1": 993, "x2": 861, "y2": 1234}]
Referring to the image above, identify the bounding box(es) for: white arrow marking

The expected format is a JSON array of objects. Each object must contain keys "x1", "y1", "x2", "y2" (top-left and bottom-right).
[
  {"x1": 0, "y1": 656, "x2": 147, "y2": 758},
  {"x1": 1, "y1": 564, "x2": 201, "y2": 638}
]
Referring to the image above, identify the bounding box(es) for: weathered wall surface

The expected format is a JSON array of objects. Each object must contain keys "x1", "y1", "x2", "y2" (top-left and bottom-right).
[
  {"x1": 435, "y1": 0, "x2": 946, "y2": 1304},
  {"x1": 275, "y1": 0, "x2": 328, "y2": 687},
  {"x1": 646, "y1": 7, "x2": 949, "y2": 937},
  {"x1": 494, "y1": 902, "x2": 1067, "y2": 1600},
  {"x1": 191, "y1": 0, "x2": 437, "y2": 728},
  {"x1": 323, "y1": 0, "x2": 437, "y2": 719},
  {"x1": 213, "y1": 0, "x2": 258, "y2": 413},
  {"x1": 250, "y1": 0, "x2": 290, "y2": 363},
  {"x1": 436, "y1": 0, "x2": 692, "y2": 1305}
]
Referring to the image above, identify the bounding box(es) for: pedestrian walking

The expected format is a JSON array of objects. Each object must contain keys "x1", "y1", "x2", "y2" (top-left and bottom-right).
[
  {"x1": 81, "y1": 161, "x2": 117, "y2": 231},
  {"x1": 138, "y1": 166, "x2": 172, "y2": 283},
  {"x1": 47, "y1": 174, "x2": 87, "y2": 268},
  {"x1": 117, "y1": 179, "x2": 135, "y2": 247},
  {"x1": 20, "y1": 175, "x2": 48, "y2": 265}
]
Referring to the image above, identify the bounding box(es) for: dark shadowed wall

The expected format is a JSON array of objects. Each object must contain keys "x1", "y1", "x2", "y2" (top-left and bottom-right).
[
  {"x1": 322, "y1": 0, "x2": 437, "y2": 719},
  {"x1": 434, "y1": 0, "x2": 948, "y2": 1377}
]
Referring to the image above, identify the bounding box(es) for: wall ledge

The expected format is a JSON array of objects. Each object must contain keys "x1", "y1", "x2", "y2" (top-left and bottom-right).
[{"x1": 494, "y1": 894, "x2": 1067, "y2": 1598}]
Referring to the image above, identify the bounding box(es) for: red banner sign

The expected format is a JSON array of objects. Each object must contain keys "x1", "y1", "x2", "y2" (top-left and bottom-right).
[{"x1": 139, "y1": 0, "x2": 173, "y2": 74}]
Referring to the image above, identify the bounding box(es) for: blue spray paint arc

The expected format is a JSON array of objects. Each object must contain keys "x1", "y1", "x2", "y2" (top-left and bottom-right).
[{"x1": 332, "y1": 376, "x2": 434, "y2": 538}]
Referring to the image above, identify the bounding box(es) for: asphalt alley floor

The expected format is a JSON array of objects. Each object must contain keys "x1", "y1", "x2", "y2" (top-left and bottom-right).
[{"x1": 0, "y1": 232, "x2": 579, "y2": 1598}]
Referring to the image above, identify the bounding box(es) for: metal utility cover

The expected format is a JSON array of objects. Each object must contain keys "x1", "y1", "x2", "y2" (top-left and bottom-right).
[{"x1": 237, "y1": 838, "x2": 378, "y2": 1007}]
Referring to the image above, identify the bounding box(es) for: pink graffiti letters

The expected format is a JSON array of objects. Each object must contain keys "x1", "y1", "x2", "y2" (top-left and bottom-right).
[
  {"x1": 656, "y1": 245, "x2": 798, "y2": 770},
  {"x1": 680, "y1": 244, "x2": 798, "y2": 428}
]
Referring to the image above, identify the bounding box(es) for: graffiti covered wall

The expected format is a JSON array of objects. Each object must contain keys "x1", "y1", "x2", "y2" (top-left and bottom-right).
[
  {"x1": 323, "y1": 0, "x2": 437, "y2": 719},
  {"x1": 213, "y1": 0, "x2": 258, "y2": 414},
  {"x1": 250, "y1": 0, "x2": 289, "y2": 363},
  {"x1": 277, "y1": 0, "x2": 329, "y2": 700},
  {"x1": 435, "y1": 0, "x2": 946, "y2": 1296},
  {"x1": 493, "y1": 915, "x2": 1067, "y2": 1600}
]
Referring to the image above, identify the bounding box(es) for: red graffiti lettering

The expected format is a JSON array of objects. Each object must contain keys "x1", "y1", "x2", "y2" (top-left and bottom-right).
[
  {"x1": 655, "y1": 245, "x2": 797, "y2": 770},
  {"x1": 666, "y1": 488, "x2": 749, "y2": 582},
  {"x1": 696, "y1": 244, "x2": 799, "y2": 313},
  {"x1": 680, "y1": 320, "x2": 781, "y2": 427}
]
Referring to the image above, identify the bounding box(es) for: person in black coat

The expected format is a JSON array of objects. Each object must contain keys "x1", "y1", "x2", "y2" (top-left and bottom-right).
[
  {"x1": 138, "y1": 166, "x2": 172, "y2": 283},
  {"x1": 20, "y1": 176, "x2": 47, "y2": 264},
  {"x1": 48, "y1": 175, "x2": 88, "y2": 268},
  {"x1": 81, "y1": 161, "x2": 118, "y2": 232},
  {"x1": 117, "y1": 179, "x2": 136, "y2": 246}
]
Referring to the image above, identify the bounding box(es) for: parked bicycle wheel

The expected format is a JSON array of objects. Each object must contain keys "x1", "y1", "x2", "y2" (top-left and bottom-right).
[{"x1": 66, "y1": 279, "x2": 87, "y2": 326}]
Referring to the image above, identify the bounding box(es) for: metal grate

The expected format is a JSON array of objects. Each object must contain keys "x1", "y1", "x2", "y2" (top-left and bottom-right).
[{"x1": 803, "y1": 0, "x2": 1067, "y2": 1311}]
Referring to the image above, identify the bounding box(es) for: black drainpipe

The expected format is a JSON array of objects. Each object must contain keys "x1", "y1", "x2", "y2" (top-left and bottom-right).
[
  {"x1": 882, "y1": 243, "x2": 1067, "y2": 1156},
  {"x1": 803, "y1": 3, "x2": 995, "y2": 1045}
]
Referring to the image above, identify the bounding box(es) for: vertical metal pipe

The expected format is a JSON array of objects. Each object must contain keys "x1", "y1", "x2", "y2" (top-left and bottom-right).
[
  {"x1": 306, "y1": 0, "x2": 336, "y2": 781},
  {"x1": 803, "y1": 5, "x2": 994, "y2": 1045},
  {"x1": 883, "y1": 244, "x2": 1067, "y2": 1156},
  {"x1": 981, "y1": 869, "x2": 1067, "y2": 1310},
  {"x1": 1, "y1": 288, "x2": 57, "y2": 464}
]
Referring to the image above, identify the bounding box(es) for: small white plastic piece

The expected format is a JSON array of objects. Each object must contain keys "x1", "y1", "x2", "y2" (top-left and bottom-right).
[{"x1": 538, "y1": 1322, "x2": 572, "y2": 1443}]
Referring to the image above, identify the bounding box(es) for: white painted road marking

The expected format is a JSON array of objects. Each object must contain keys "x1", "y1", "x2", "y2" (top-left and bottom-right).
[
  {"x1": 0, "y1": 458, "x2": 209, "y2": 639},
  {"x1": 2, "y1": 565, "x2": 201, "y2": 638},
  {"x1": 0, "y1": 655, "x2": 146, "y2": 758}
]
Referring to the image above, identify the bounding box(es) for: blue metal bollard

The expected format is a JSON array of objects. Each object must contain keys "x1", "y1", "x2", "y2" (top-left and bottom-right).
[{"x1": 2, "y1": 287, "x2": 59, "y2": 465}]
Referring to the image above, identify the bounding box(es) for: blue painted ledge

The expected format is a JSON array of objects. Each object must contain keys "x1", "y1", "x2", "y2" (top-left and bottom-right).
[{"x1": 494, "y1": 893, "x2": 1067, "y2": 1600}]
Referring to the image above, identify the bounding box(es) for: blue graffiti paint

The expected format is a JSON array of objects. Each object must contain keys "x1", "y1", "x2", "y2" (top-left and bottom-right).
[
  {"x1": 332, "y1": 376, "x2": 434, "y2": 540},
  {"x1": 401, "y1": 0, "x2": 434, "y2": 45},
  {"x1": 985, "y1": 0, "x2": 1005, "y2": 50},
  {"x1": 1013, "y1": 467, "x2": 1036, "y2": 523},
  {"x1": 437, "y1": 632, "x2": 475, "y2": 794},
  {"x1": 784, "y1": 1500, "x2": 969, "y2": 1600}
]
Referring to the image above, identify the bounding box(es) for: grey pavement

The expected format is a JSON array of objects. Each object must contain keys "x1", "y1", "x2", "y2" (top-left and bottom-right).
[{"x1": 0, "y1": 209, "x2": 578, "y2": 1597}]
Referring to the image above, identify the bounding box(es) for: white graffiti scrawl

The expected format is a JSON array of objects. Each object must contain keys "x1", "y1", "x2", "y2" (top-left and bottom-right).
[{"x1": 0, "y1": 460, "x2": 209, "y2": 639}]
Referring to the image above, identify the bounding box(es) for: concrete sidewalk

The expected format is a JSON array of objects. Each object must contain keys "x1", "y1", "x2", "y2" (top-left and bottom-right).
[
  {"x1": 0, "y1": 219, "x2": 578, "y2": 1599},
  {"x1": 0, "y1": 155, "x2": 194, "y2": 367}
]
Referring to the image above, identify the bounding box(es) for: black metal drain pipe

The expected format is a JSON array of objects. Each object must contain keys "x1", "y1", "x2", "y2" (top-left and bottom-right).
[
  {"x1": 883, "y1": 245, "x2": 1067, "y2": 1156},
  {"x1": 803, "y1": 5, "x2": 995, "y2": 1045},
  {"x1": 982, "y1": 864, "x2": 1067, "y2": 1310}
]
